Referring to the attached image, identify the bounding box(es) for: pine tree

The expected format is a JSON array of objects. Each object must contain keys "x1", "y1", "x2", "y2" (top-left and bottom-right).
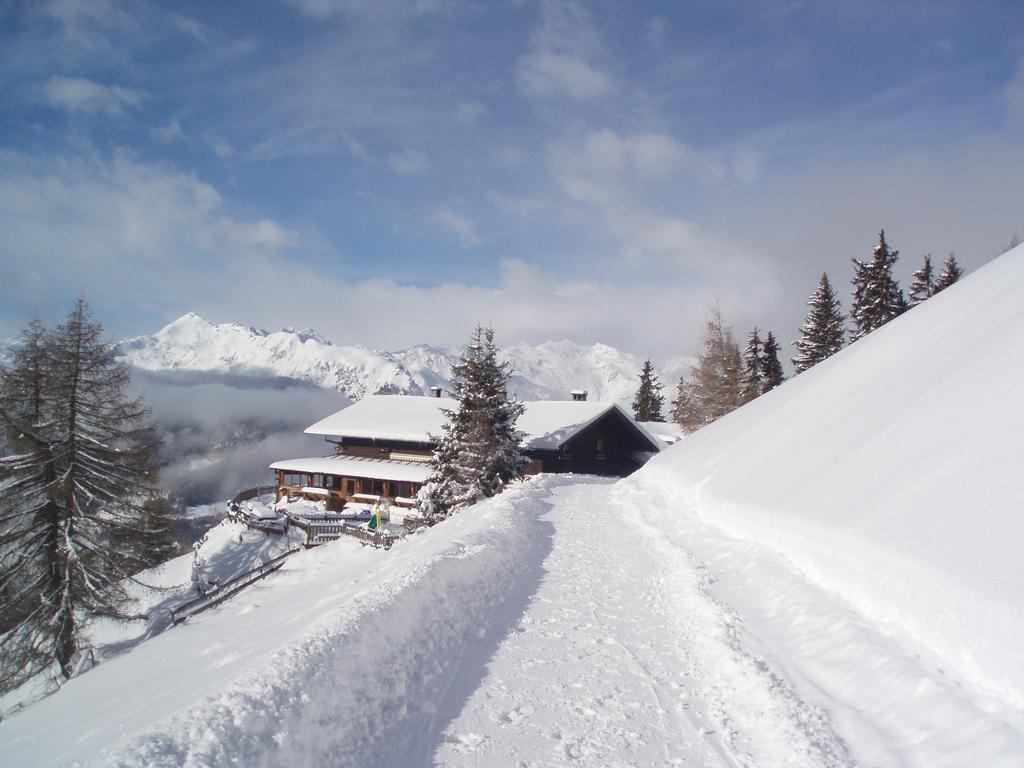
[
  {"x1": 908, "y1": 254, "x2": 934, "y2": 306},
  {"x1": 760, "y1": 332, "x2": 784, "y2": 393},
  {"x1": 0, "y1": 301, "x2": 166, "y2": 692},
  {"x1": 418, "y1": 326, "x2": 527, "y2": 518},
  {"x1": 631, "y1": 360, "x2": 665, "y2": 422},
  {"x1": 850, "y1": 229, "x2": 908, "y2": 342},
  {"x1": 669, "y1": 377, "x2": 702, "y2": 433},
  {"x1": 792, "y1": 273, "x2": 845, "y2": 374},
  {"x1": 741, "y1": 329, "x2": 763, "y2": 402},
  {"x1": 932, "y1": 253, "x2": 963, "y2": 295}
]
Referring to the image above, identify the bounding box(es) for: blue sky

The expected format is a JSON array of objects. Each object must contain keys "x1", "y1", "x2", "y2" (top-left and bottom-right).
[{"x1": 1, "y1": 0, "x2": 1022, "y2": 360}]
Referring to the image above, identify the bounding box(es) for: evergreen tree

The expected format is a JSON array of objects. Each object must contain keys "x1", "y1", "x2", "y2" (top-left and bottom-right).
[
  {"x1": 932, "y1": 253, "x2": 963, "y2": 295},
  {"x1": 760, "y1": 332, "x2": 784, "y2": 393},
  {"x1": 631, "y1": 360, "x2": 665, "y2": 422},
  {"x1": 850, "y1": 229, "x2": 908, "y2": 342},
  {"x1": 0, "y1": 301, "x2": 166, "y2": 693},
  {"x1": 741, "y1": 328, "x2": 763, "y2": 402},
  {"x1": 417, "y1": 326, "x2": 527, "y2": 518},
  {"x1": 669, "y1": 378, "x2": 702, "y2": 434},
  {"x1": 792, "y1": 273, "x2": 845, "y2": 374},
  {"x1": 908, "y1": 254, "x2": 934, "y2": 306}
]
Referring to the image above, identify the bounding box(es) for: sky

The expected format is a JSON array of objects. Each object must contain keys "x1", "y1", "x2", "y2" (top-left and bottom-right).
[{"x1": 1, "y1": 0, "x2": 1022, "y2": 362}]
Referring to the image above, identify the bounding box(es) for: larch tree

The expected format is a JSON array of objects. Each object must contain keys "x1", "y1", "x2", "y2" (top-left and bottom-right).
[
  {"x1": 631, "y1": 360, "x2": 665, "y2": 422},
  {"x1": 792, "y1": 273, "x2": 845, "y2": 374},
  {"x1": 908, "y1": 254, "x2": 934, "y2": 306},
  {"x1": 760, "y1": 332, "x2": 784, "y2": 393},
  {"x1": 741, "y1": 328, "x2": 763, "y2": 403},
  {"x1": 932, "y1": 253, "x2": 963, "y2": 295},
  {"x1": 689, "y1": 304, "x2": 743, "y2": 425},
  {"x1": 417, "y1": 325, "x2": 527, "y2": 519},
  {"x1": 0, "y1": 300, "x2": 167, "y2": 693},
  {"x1": 850, "y1": 229, "x2": 908, "y2": 342}
]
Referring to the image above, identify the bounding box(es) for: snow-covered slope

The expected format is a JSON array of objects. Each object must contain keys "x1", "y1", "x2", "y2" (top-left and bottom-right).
[
  {"x1": 629, "y1": 243, "x2": 1024, "y2": 709},
  {"x1": 119, "y1": 313, "x2": 421, "y2": 400},
  {"x1": 118, "y1": 314, "x2": 658, "y2": 405}
]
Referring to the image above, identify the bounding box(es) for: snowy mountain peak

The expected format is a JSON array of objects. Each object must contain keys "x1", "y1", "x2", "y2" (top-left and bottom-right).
[{"x1": 118, "y1": 315, "x2": 662, "y2": 406}]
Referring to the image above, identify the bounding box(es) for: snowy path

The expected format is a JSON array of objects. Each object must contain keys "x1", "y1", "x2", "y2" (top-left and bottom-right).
[
  {"x1": 436, "y1": 479, "x2": 1024, "y2": 768},
  {"x1": 436, "y1": 481, "x2": 850, "y2": 767},
  {"x1": 5, "y1": 475, "x2": 1022, "y2": 766}
]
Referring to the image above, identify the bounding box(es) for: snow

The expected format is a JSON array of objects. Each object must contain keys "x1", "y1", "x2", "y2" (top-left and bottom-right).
[
  {"x1": 638, "y1": 419, "x2": 685, "y2": 445},
  {"x1": 117, "y1": 314, "x2": 678, "y2": 407},
  {"x1": 0, "y1": 477, "x2": 569, "y2": 767},
  {"x1": 5, "y1": 250, "x2": 1022, "y2": 766},
  {"x1": 270, "y1": 454, "x2": 432, "y2": 483},
  {"x1": 629, "y1": 243, "x2": 1024, "y2": 710},
  {"x1": 304, "y1": 394, "x2": 662, "y2": 452}
]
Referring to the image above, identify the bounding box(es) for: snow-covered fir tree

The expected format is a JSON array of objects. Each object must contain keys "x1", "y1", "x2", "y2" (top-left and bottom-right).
[
  {"x1": 631, "y1": 360, "x2": 665, "y2": 422},
  {"x1": 908, "y1": 254, "x2": 934, "y2": 306},
  {"x1": 850, "y1": 230, "x2": 908, "y2": 342},
  {"x1": 792, "y1": 272, "x2": 845, "y2": 374},
  {"x1": 932, "y1": 253, "x2": 963, "y2": 295},
  {"x1": 0, "y1": 301, "x2": 168, "y2": 693},
  {"x1": 760, "y1": 332, "x2": 784, "y2": 393},
  {"x1": 417, "y1": 326, "x2": 527, "y2": 519},
  {"x1": 741, "y1": 328, "x2": 763, "y2": 402}
]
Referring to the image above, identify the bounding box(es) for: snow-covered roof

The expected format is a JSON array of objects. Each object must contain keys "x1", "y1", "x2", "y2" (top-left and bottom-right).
[
  {"x1": 269, "y1": 454, "x2": 431, "y2": 483},
  {"x1": 304, "y1": 394, "x2": 662, "y2": 452},
  {"x1": 638, "y1": 420, "x2": 685, "y2": 446}
]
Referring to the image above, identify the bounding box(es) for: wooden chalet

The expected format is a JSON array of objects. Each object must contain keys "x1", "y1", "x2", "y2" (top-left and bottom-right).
[{"x1": 270, "y1": 393, "x2": 662, "y2": 509}]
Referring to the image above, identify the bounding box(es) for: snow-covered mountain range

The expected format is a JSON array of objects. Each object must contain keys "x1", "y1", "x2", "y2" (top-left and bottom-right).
[{"x1": 118, "y1": 313, "x2": 684, "y2": 405}]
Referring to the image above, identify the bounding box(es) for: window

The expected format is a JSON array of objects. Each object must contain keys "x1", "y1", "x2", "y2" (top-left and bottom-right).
[
  {"x1": 369, "y1": 479, "x2": 385, "y2": 496},
  {"x1": 596, "y1": 436, "x2": 607, "y2": 458}
]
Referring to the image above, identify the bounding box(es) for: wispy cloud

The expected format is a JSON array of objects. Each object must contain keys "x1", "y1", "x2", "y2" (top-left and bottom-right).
[
  {"x1": 432, "y1": 206, "x2": 482, "y2": 247},
  {"x1": 43, "y1": 76, "x2": 141, "y2": 115},
  {"x1": 388, "y1": 149, "x2": 430, "y2": 175},
  {"x1": 486, "y1": 190, "x2": 544, "y2": 217},
  {"x1": 455, "y1": 101, "x2": 487, "y2": 124},
  {"x1": 516, "y1": 0, "x2": 612, "y2": 101},
  {"x1": 152, "y1": 119, "x2": 185, "y2": 143}
]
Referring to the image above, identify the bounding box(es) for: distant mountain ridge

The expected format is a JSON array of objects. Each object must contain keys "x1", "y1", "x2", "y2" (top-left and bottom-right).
[{"x1": 117, "y1": 313, "x2": 685, "y2": 406}]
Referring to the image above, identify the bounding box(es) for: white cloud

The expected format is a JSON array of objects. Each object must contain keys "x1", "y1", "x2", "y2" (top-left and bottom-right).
[
  {"x1": 645, "y1": 16, "x2": 670, "y2": 48},
  {"x1": 205, "y1": 132, "x2": 235, "y2": 158},
  {"x1": 0, "y1": 150, "x2": 297, "y2": 324},
  {"x1": 286, "y1": 0, "x2": 455, "y2": 20},
  {"x1": 432, "y1": 207, "x2": 482, "y2": 247},
  {"x1": 577, "y1": 130, "x2": 690, "y2": 177},
  {"x1": 517, "y1": 52, "x2": 611, "y2": 100},
  {"x1": 516, "y1": 0, "x2": 612, "y2": 101},
  {"x1": 455, "y1": 101, "x2": 487, "y2": 124},
  {"x1": 388, "y1": 149, "x2": 430, "y2": 175},
  {"x1": 43, "y1": 76, "x2": 142, "y2": 116},
  {"x1": 153, "y1": 119, "x2": 185, "y2": 143},
  {"x1": 491, "y1": 146, "x2": 528, "y2": 168},
  {"x1": 1005, "y1": 56, "x2": 1024, "y2": 116},
  {"x1": 486, "y1": 190, "x2": 544, "y2": 217}
]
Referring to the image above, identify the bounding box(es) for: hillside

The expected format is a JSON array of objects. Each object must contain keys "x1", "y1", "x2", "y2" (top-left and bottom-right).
[{"x1": 629, "y1": 242, "x2": 1024, "y2": 710}]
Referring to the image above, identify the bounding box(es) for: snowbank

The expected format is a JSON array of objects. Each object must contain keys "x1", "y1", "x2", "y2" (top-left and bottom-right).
[
  {"x1": 627, "y1": 244, "x2": 1024, "y2": 708},
  {"x1": 1, "y1": 477, "x2": 563, "y2": 767}
]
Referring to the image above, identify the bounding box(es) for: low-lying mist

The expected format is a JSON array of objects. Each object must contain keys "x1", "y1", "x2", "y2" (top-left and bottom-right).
[{"x1": 129, "y1": 369, "x2": 349, "y2": 510}]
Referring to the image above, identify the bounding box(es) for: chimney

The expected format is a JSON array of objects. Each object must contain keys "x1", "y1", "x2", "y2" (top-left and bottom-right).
[
  {"x1": 570, "y1": 390, "x2": 588, "y2": 402},
  {"x1": 429, "y1": 386, "x2": 443, "y2": 398}
]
